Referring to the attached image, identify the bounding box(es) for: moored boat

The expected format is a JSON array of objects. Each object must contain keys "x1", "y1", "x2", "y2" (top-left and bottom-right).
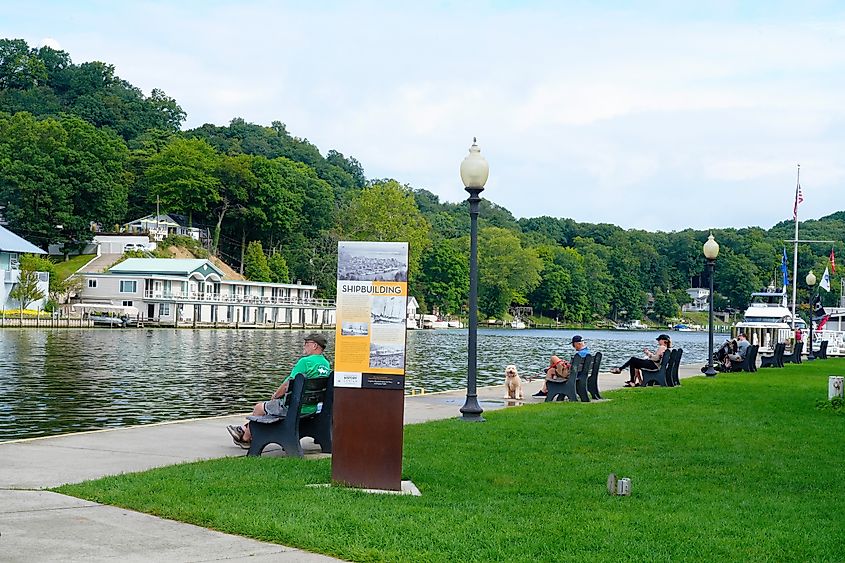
[{"x1": 732, "y1": 285, "x2": 805, "y2": 353}]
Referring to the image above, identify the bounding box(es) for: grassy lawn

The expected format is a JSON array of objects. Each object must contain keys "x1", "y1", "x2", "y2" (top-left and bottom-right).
[
  {"x1": 51, "y1": 254, "x2": 95, "y2": 279},
  {"x1": 57, "y1": 361, "x2": 845, "y2": 562}
]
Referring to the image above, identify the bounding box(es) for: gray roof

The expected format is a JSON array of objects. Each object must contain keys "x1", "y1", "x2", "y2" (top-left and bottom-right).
[
  {"x1": 108, "y1": 258, "x2": 224, "y2": 277},
  {"x1": 0, "y1": 225, "x2": 46, "y2": 254}
]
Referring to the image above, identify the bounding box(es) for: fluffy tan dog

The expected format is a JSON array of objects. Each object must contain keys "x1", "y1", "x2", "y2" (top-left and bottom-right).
[{"x1": 504, "y1": 364, "x2": 523, "y2": 400}]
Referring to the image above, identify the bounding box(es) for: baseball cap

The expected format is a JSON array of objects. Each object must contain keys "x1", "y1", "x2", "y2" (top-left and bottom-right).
[
  {"x1": 304, "y1": 333, "x2": 328, "y2": 349},
  {"x1": 571, "y1": 335, "x2": 583, "y2": 344}
]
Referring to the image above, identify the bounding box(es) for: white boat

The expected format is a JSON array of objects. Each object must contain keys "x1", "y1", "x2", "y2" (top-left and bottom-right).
[
  {"x1": 510, "y1": 318, "x2": 526, "y2": 329},
  {"x1": 673, "y1": 324, "x2": 695, "y2": 332},
  {"x1": 733, "y1": 285, "x2": 805, "y2": 353}
]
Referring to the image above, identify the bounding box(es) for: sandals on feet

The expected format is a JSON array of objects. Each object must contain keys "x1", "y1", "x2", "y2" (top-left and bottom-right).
[
  {"x1": 610, "y1": 367, "x2": 622, "y2": 374},
  {"x1": 624, "y1": 382, "x2": 633, "y2": 387}
]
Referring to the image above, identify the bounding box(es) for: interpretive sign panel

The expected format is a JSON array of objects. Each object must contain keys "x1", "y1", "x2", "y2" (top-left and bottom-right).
[
  {"x1": 332, "y1": 240, "x2": 409, "y2": 491},
  {"x1": 334, "y1": 241, "x2": 409, "y2": 389}
]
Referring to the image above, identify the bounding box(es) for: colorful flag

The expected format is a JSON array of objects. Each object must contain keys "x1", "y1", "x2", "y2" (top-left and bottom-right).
[
  {"x1": 780, "y1": 247, "x2": 789, "y2": 287},
  {"x1": 818, "y1": 314, "x2": 831, "y2": 330},
  {"x1": 831, "y1": 248, "x2": 836, "y2": 275},
  {"x1": 820, "y1": 266, "x2": 831, "y2": 292},
  {"x1": 812, "y1": 294, "x2": 826, "y2": 320},
  {"x1": 793, "y1": 181, "x2": 803, "y2": 219}
]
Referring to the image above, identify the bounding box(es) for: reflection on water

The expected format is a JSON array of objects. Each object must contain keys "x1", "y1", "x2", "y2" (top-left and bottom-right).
[{"x1": 0, "y1": 328, "x2": 722, "y2": 441}]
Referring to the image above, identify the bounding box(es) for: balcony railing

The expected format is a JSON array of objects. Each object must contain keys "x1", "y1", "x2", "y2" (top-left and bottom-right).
[{"x1": 143, "y1": 291, "x2": 335, "y2": 307}]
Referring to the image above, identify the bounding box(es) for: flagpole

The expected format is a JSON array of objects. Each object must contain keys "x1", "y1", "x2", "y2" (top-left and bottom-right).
[{"x1": 791, "y1": 164, "x2": 800, "y2": 330}]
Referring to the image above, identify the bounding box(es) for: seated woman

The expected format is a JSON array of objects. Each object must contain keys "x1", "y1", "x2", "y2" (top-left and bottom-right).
[
  {"x1": 532, "y1": 355, "x2": 571, "y2": 397},
  {"x1": 609, "y1": 334, "x2": 672, "y2": 387}
]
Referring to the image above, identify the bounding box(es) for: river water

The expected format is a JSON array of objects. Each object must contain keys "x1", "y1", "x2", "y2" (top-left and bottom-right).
[{"x1": 0, "y1": 327, "x2": 724, "y2": 441}]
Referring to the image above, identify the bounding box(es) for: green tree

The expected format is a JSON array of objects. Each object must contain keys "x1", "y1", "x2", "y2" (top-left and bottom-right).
[
  {"x1": 652, "y1": 288, "x2": 679, "y2": 321},
  {"x1": 19, "y1": 254, "x2": 80, "y2": 307},
  {"x1": 212, "y1": 153, "x2": 255, "y2": 254},
  {"x1": 418, "y1": 239, "x2": 469, "y2": 315},
  {"x1": 341, "y1": 180, "x2": 431, "y2": 279},
  {"x1": 477, "y1": 227, "x2": 542, "y2": 319},
  {"x1": 145, "y1": 137, "x2": 221, "y2": 227},
  {"x1": 268, "y1": 252, "x2": 290, "y2": 283},
  {"x1": 0, "y1": 112, "x2": 129, "y2": 249},
  {"x1": 243, "y1": 241, "x2": 271, "y2": 282},
  {"x1": 9, "y1": 261, "x2": 45, "y2": 318}
]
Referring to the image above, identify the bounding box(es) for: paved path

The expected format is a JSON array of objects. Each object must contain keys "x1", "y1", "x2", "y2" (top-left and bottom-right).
[
  {"x1": 76, "y1": 253, "x2": 122, "y2": 274},
  {"x1": 0, "y1": 364, "x2": 704, "y2": 561}
]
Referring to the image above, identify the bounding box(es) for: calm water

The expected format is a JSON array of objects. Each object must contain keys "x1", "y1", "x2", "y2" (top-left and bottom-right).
[{"x1": 0, "y1": 328, "x2": 723, "y2": 441}]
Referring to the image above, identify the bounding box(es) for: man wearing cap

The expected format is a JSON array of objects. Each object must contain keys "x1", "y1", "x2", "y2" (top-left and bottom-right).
[
  {"x1": 610, "y1": 334, "x2": 671, "y2": 387},
  {"x1": 533, "y1": 335, "x2": 592, "y2": 397},
  {"x1": 227, "y1": 333, "x2": 331, "y2": 447}
]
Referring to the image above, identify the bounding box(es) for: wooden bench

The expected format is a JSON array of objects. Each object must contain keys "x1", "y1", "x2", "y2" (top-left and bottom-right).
[
  {"x1": 782, "y1": 341, "x2": 803, "y2": 365},
  {"x1": 546, "y1": 354, "x2": 591, "y2": 402},
  {"x1": 246, "y1": 373, "x2": 333, "y2": 457},
  {"x1": 587, "y1": 351, "x2": 603, "y2": 400},
  {"x1": 760, "y1": 342, "x2": 785, "y2": 368},
  {"x1": 641, "y1": 350, "x2": 671, "y2": 387}
]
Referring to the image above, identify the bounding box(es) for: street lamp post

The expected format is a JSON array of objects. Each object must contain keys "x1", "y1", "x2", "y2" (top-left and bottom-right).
[
  {"x1": 459, "y1": 138, "x2": 489, "y2": 422},
  {"x1": 703, "y1": 234, "x2": 720, "y2": 376},
  {"x1": 806, "y1": 270, "x2": 817, "y2": 361}
]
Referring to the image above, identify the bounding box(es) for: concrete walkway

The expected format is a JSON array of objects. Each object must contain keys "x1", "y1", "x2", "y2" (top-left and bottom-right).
[{"x1": 0, "y1": 365, "x2": 704, "y2": 561}]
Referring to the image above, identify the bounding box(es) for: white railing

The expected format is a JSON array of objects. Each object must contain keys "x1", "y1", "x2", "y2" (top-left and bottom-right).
[{"x1": 142, "y1": 290, "x2": 334, "y2": 307}]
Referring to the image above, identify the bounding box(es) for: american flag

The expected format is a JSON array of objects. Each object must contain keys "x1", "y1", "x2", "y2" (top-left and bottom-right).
[
  {"x1": 831, "y1": 248, "x2": 836, "y2": 275},
  {"x1": 793, "y1": 182, "x2": 803, "y2": 220}
]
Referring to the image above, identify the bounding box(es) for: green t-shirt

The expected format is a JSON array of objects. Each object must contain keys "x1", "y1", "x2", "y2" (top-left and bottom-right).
[{"x1": 284, "y1": 354, "x2": 331, "y2": 415}]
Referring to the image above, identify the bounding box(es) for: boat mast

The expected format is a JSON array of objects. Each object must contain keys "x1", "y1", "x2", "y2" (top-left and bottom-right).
[{"x1": 791, "y1": 164, "x2": 800, "y2": 330}]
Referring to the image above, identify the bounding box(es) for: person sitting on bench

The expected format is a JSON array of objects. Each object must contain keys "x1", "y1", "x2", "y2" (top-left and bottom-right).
[
  {"x1": 533, "y1": 335, "x2": 591, "y2": 397},
  {"x1": 726, "y1": 333, "x2": 750, "y2": 366},
  {"x1": 226, "y1": 333, "x2": 331, "y2": 448},
  {"x1": 610, "y1": 334, "x2": 671, "y2": 387}
]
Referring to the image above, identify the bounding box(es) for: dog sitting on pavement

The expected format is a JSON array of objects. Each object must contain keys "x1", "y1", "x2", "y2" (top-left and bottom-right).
[{"x1": 504, "y1": 364, "x2": 524, "y2": 400}]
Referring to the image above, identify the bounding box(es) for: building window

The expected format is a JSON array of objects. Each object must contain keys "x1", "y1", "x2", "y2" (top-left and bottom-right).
[
  {"x1": 88, "y1": 279, "x2": 98, "y2": 288},
  {"x1": 120, "y1": 280, "x2": 137, "y2": 293},
  {"x1": 160, "y1": 303, "x2": 170, "y2": 316},
  {"x1": 122, "y1": 300, "x2": 133, "y2": 307}
]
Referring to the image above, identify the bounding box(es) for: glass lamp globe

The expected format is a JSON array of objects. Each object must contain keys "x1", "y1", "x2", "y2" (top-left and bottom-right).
[
  {"x1": 703, "y1": 234, "x2": 720, "y2": 260},
  {"x1": 459, "y1": 138, "x2": 489, "y2": 189}
]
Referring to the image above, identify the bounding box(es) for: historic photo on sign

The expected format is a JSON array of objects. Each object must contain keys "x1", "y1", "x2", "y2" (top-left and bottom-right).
[
  {"x1": 370, "y1": 295, "x2": 405, "y2": 324},
  {"x1": 338, "y1": 241, "x2": 408, "y2": 281},
  {"x1": 369, "y1": 342, "x2": 405, "y2": 369},
  {"x1": 341, "y1": 321, "x2": 369, "y2": 336}
]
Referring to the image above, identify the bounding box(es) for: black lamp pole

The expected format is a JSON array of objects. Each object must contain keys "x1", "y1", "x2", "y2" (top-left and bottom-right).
[
  {"x1": 807, "y1": 289, "x2": 816, "y2": 361},
  {"x1": 704, "y1": 257, "x2": 717, "y2": 376},
  {"x1": 460, "y1": 186, "x2": 484, "y2": 421}
]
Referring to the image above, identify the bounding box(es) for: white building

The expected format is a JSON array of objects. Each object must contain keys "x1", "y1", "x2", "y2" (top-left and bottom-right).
[
  {"x1": 123, "y1": 213, "x2": 203, "y2": 242},
  {"x1": 77, "y1": 258, "x2": 335, "y2": 326},
  {"x1": 681, "y1": 287, "x2": 710, "y2": 312},
  {"x1": 0, "y1": 225, "x2": 50, "y2": 311}
]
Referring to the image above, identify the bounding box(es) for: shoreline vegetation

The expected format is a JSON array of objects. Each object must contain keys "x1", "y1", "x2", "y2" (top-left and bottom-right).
[
  {"x1": 0, "y1": 38, "x2": 842, "y2": 328},
  {"x1": 58, "y1": 360, "x2": 845, "y2": 561}
]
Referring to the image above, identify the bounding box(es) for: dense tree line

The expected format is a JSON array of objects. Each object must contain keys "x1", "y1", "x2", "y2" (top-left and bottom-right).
[{"x1": 1, "y1": 38, "x2": 843, "y2": 323}]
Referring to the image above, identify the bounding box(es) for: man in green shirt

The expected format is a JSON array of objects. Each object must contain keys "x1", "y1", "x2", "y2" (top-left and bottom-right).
[{"x1": 227, "y1": 333, "x2": 331, "y2": 448}]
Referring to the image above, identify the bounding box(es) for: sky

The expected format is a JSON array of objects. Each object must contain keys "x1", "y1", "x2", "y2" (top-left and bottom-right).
[{"x1": 3, "y1": 1, "x2": 845, "y2": 231}]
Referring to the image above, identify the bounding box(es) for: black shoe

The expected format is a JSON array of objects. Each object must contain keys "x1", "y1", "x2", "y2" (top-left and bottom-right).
[{"x1": 532, "y1": 390, "x2": 547, "y2": 397}]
